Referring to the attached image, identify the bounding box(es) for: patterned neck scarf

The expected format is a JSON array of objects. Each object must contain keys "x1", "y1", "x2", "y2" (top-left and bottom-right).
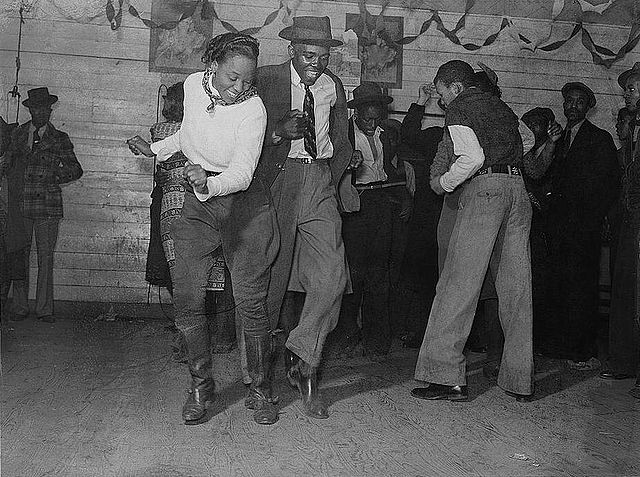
[{"x1": 202, "y1": 68, "x2": 258, "y2": 112}]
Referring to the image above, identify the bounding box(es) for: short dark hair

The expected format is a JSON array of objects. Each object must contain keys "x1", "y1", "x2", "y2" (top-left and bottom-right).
[
  {"x1": 434, "y1": 60, "x2": 475, "y2": 88},
  {"x1": 627, "y1": 73, "x2": 640, "y2": 87},
  {"x1": 473, "y1": 71, "x2": 501, "y2": 98},
  {"x1": 618, "y1": 106, "x2": 635, "y2": 121},
  {"x1": 201, "y1": 32, "x2": 259, "y2": 66},
  {"x1": 162, "y1": 82, "x2": 184, "y2": 122}
]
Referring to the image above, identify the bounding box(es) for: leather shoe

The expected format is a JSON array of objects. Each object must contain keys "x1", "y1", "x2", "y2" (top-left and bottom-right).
[
  {"x1": 9, "y1": 312, "x2": 28, "y2": 322},
  {"x1": 599, "y1": 371, "x2": 634, "y2": 380},
  {"x1": 411, "y1": 383, "x2": 468, "y2": 401},
  {"x1": 288, "y1": 359, "x2": 329, "y2": 419},
  {"x1": 506, "y1": 391, "x2": 533, "y2": 402},
  {"x1": 182, "y1": 384, "x2": 214, "y2": 424}
]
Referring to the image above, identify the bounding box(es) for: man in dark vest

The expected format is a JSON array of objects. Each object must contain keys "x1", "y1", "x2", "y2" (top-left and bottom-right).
[
  {"x1": 411, "y1": 60, "x2": 534, "y2": 401},
  {"x1": 254, "y1": 16, "x2": 357, "y2": 419},
  {"x1": 544, "y1": 82, "x2": 619, "y2": 370}
]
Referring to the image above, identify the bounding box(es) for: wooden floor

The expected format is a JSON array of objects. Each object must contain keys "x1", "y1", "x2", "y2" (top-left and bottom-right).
[{"x1": 2, "y1": 315, "x2": 639, "y2": 477}]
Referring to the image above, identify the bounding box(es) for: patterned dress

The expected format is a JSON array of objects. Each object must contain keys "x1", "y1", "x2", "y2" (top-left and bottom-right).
[{"x1": 150, "y1": 121, "x2": 225, "y2": 290}]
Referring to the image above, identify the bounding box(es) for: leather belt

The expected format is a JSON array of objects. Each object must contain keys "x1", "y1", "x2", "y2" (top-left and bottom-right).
[
  {"x1": 356, "y1": 181, "x2": 406, "y2": 190},
  {"x1": 287, "y1": 156, "x2": 329, "y2": 164},
  {"x1": 474, "y1": 165, "x2": 521, "y2": 178}
]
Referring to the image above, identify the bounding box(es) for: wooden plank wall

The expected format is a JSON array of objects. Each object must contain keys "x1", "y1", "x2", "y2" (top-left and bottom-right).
[{"x1": 0, "y1": 0, "x2": 638, "y2": 304}]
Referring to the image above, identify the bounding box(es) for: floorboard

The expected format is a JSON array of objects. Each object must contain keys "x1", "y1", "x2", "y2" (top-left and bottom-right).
[{"x1": 2, "y1": 316, "x2": 638, "y2": 477}]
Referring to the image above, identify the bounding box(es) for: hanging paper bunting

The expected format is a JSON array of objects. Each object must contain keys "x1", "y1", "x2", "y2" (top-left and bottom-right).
[
  {"x1": 105, "y1": 0, "x2": 122, "y2": 30},
  {"x1": 575, "y1": 0, "x2": 615, "y2": 16},
  {"x1": 97, "y1": 0, "x2": 639, "y2": 69},
  {"x1": 552, "y1": 0, "x2": 566, "y2": 19}
]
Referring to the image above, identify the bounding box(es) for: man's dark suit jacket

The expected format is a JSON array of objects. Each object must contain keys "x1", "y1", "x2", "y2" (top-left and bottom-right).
[
  {"x1": 254, "y1": 61, "x2": 357, "y2": 212},
  {"x1": 550, "y1": 119, "x2": 619, "y2": 236}
]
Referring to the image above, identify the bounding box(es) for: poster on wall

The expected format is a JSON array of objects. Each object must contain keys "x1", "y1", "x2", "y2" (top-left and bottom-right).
[
  {"x1": 148, "y1": 0, "x2": 213, "y2": 73},
  {"x1": 345, "y1": 13, "x2": 403, "y2": 89}
]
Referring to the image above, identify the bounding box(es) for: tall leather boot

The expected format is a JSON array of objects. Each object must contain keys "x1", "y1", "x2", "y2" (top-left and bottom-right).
[
  {"x1": 182, "y1": 354, "x2": 215, "y2": 424},
  {"x1": 288, "y1": 357, "x2": 328, "y2": 419},
  {"x1": 244, "y1": 333, "x2": 279, "y2": 425}
]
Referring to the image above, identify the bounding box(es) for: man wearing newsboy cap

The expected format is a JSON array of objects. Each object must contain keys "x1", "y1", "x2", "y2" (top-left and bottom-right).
[
  {"x1": 542, "y1": 82, "x2": 618, "y2": 369},
  {"x1": 254, "y1": 16, "x2": 358, "y2": 420},
  {"x1": 4, "y1": 87, "x2": 83, "y2": 323}
]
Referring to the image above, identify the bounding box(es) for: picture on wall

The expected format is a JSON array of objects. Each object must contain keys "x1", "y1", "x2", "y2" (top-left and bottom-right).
[
  {"x1": 345, "y1": 13, "x2": 403, "y2": 89},
  {"x1": 148, "y1": 0, "x2": 213, "y2": 73}
]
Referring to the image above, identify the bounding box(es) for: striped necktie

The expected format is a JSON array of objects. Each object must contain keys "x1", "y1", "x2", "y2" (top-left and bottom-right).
[{"x1": 303, "y1": 84, "x2": 317, "y2": 159}]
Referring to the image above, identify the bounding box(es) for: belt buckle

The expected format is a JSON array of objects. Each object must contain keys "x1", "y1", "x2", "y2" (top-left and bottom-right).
[{"x1": 300, "y1": 157, "x2": 314, "y2": 164}]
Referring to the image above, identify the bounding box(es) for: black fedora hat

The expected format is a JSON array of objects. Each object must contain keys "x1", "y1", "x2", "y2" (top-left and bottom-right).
[
  {"x1": 521, "y1": 107, "x2": 555, "y2": 127},
  {"x1": 347, "y1": 82, "x2": 393, "y2": 109},
  {"x1": 618, "y1": 62, "x2": 640, "y2": 89},
  {"x1": 279, "y1": 16, "x2": 343, "y2": 47},
  {"x1": 561, "y1": 82, "x2": 596, "y2": 108},
  {"x1": 22, "y1": 87, "x2": 58, "y2": 108}
]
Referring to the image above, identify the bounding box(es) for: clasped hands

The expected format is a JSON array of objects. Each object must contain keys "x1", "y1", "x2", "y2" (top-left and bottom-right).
[{"x1": 126, "y1": 135, "x2": 208, "y2": 195}]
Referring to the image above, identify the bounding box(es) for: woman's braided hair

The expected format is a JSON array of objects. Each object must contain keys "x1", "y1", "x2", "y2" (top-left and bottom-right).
[{"x1": 201, "y1": 32, "x2": 259, "y2": 66}]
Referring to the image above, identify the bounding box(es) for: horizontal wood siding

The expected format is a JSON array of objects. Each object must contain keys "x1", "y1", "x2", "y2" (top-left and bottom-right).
[{"x1": 0, "y1": 0, "x2": 637, "y2": 303}]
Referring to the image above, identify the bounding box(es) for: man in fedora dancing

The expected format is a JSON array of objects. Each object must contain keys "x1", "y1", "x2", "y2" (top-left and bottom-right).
[
  {"x1": 255, "y1": 16, "x2": 357, "y2": 419},
  {"x1": 5, "y1": 87, "x2": 83, "y2": 323}
]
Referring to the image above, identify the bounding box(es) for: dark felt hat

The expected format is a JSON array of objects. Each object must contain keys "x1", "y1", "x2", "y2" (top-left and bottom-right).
[
  {"x1": 279, "y1": 16, "x2": 343, "y2": 47},
  {"x1": 477, "y1": 62, "x2": 498, "y2": 86},
  {"x1": 561, "y1": 82, "x2": 596, "y2": 108},
  {"x1": 347, "y1": 82, "x2": 393, "y2": 109},
  {"x1": 22, "y1": 87, "x2": 58, "y2": 108},
  {"x1": 618, "y1": 62, "x2": 640, "y2": 89},
  {"x1": 521, "y1": 107, "x2": 555, "y2": 128}
]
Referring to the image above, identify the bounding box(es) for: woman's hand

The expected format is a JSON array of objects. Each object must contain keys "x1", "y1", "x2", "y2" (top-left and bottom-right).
[
  {"x1": 126, "y1": 135, "x2": 154, "y2": 157},
  {"x1": 183, "y1": 161, "x2": 209, "y2": 195}
]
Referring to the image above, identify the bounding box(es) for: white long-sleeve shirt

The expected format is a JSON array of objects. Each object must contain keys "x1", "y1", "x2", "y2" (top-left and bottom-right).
[
  {"x1": 150, "y1": 71, "x2": 267, "y2": 201},
  {"x1": 439, "y1": 120, "x2": 534, "y2": 193},
  {"x1": 439, "y1": 125, "x2": 485, "y2": 192}
]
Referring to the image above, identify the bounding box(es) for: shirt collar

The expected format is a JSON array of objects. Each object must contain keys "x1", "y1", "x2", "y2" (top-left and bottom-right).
[
  {"x1": 566, "y1": 119, "x2": 585, "y2": 133},
  {"x1": 29, "y1": 122, "x2": 48, "y2": 135}
]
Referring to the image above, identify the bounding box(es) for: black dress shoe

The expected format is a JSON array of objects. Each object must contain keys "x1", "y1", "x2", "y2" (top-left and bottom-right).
[
  {"x1": 599, "y1": 371, "x2": 634, "y2": 380},
  {"x1": 411, "y1": 383, "x2": 468, "y2": 401},
  {"x1": 506, "y1": 391, "x2": 533, "y2": 402},
  {"x1": 288, "y1": 360, "x2": 328, "y2": 419},
  {"x1": 9, "y1": 313, "x2": 28, "y2": 322}
]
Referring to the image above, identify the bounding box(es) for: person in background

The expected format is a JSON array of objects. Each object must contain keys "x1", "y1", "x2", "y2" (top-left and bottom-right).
[
  {"x1": 412, "y1": 60, "x2": 534, "y2": 402},
  {"x1": 607, "y1": 106, "x2": 636, "y2": 276},
  {"x1": 600, "y1": 64, "x2": 640, "y2": 389},
  {"x1": 519, "y1": 107, "x2": 562, "y2": 356},
  {"x1": 544, "y1": 82, "x2": 619, "y2": 370},
  {"x1": 0, "y1": 115, "x2": 26, "y2": 319},
  {"x1": 395, "y1": 84, "x2": 443, "y2": 349},
  {"x1": 127, "y1": 33, "x2": 279, "y2": 426},
  {"x1": 254, "y1": 16, "x2": 356, "y2": 419},
  {"x1": 331, "y1": 82, "x2": 412, "y2": 359},
  {"x1": 4, "y1": 87, "x2": 83, "y2": 323}
]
